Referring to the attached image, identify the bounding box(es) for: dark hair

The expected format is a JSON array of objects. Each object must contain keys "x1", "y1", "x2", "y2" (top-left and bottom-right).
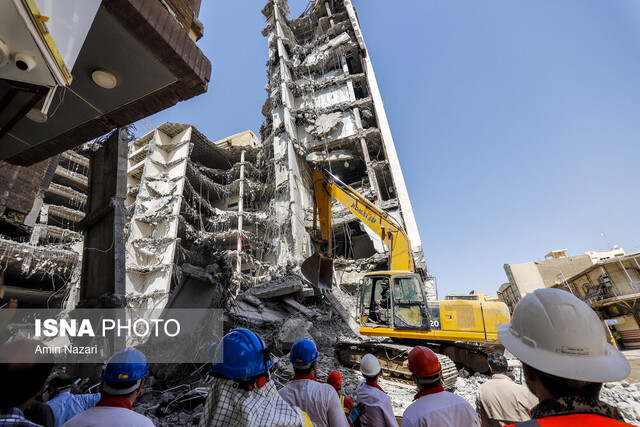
[
  {"x1": 363, "y1": 374, "x2": 378, "y2": 382},
  {"x1": 415, "y1": 372, "x2": 442, "y2": 388},
  {"x1": 0, "y1": 362, "x2": 53, "y2": 408},
  {"x1": 530, "y1": 366, "x2": 602, "y2": 398},
  {"x1": 293, "y1": 361, "x2": 316, "y2": 376},
  {"x1": 487, "y1": 352, "x2": 508, "y2": 373},
  {"x1": 102, "y1": 380, "x2": 140, "y2": 398}
]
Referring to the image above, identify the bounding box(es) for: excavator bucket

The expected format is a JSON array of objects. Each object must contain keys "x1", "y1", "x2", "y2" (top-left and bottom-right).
[{"x1": 301, "y1": 252, "x2": 333, "y2": 294}]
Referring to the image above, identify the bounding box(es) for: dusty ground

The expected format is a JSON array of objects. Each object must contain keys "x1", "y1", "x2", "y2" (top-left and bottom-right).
[
  {"x1": 323, "y1": 350, "x2": 640, "y2": 425},
  {"x1": 624, "y1": 349, "x2": 640, "y2": 383}
]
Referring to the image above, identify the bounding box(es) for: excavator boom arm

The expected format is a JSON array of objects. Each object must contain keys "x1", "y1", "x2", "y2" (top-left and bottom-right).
[{"x1": 312, "y1": 168, "x2": 414, "y2": 272}]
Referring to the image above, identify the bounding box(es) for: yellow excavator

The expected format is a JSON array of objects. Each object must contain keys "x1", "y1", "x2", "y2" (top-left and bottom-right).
[{"x1": 301, "y1": 168, "x2": 511, "y2": 388}]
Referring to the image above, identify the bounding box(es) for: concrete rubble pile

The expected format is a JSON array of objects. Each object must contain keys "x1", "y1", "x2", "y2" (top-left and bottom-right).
[{"x1": 121, "y1": 273, "x2": 358, "y2": 426}]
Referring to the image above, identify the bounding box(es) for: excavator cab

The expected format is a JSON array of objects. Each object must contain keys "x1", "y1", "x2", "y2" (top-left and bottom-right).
[{"x1": 359, "y1": 272, "x2": 432, "y2": 331}]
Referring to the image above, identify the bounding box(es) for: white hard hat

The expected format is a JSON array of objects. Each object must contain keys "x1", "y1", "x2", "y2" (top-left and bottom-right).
[
  {"x1": 360, "y1": 354, "x2": 381, "y2": 377},
  {"x1": 498, "y1": 288, "x2": 629, "y2": 383}
]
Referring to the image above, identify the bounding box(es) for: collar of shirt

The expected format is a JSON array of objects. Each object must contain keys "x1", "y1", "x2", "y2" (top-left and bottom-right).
[
  {"x1": 96, "y1": 396, "x2": 133, "y2": 410},
  {"x1": 531, "y1": 396, "x2": 624, "y2": 421},
  {"x1": 490, "y1": 373, "x2": 514, "y2": 381},
  {"x1": 414, "y1": 385, "x2": 444, "y2": 400},
  {"x1": 365, "y1": 381, "x2": 385, "y2": 393},
  {"x1": 292, "y1": 374, "x2": 317, "y2": 381}
]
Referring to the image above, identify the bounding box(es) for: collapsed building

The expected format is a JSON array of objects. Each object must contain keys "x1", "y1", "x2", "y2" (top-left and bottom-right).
[
  {"x1": 261, "y1": 0, "x2": 433, "y2": 296},
  {"x1": 0, "y1": 146, "x2": 92, "y2": 308},
  {"x1": 125, "y1": 123, "x2": 276, "y2": 309},
  {"x1": 0, "y1": 0, "x2": 434, "y2": 314}
]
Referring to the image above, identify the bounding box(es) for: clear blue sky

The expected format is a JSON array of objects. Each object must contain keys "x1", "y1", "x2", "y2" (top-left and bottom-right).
[{"x1": 141, "y1": 0, "x2": 640, "y2": 296}]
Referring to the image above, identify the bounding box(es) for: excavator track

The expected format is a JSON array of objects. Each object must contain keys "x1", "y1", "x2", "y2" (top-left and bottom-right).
[{"x1": 334, "y1": 340, "x2": 459, "y2": 390}]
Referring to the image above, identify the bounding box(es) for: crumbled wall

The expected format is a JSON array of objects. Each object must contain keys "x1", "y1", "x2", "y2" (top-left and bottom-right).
[
  {"x1": 0, "y1": 145, "x2": 91, "y2": 308},
  {"x1": 125, "y1": 124, "x2": 279, "y2": 309},
  {"x1": 0, "y1": 157, "x2": 57, "y2": 233}
]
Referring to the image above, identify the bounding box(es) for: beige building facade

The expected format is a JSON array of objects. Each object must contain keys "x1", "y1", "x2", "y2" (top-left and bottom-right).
[
  {"x1": 562, "y1": 252, "x2": 640, "y2": 349},
  {"x1": 499, "y1": 250, "x2": 593, "y2": 311}
]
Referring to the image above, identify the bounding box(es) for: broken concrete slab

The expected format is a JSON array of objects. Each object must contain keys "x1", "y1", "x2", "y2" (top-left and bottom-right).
[
  {"x1": 181, "y1": 263, "x2": 215, "y2": 284},
  {"x1": 277, "y1": 317, "x2": 313, "y2": 352},
  {"x1": 282, "y1": 297, "x2": 315, "y2": 318},
  {"x1": 228, "y1": 299, "x2": 287, "y2": 326},
  {"x1": 164, "y1": 263, "x2": 227, "y2": 309},
  {"x1": 237, "y1": 293, "x2": 264, "y2": 311},
  {"x1": 304, "y1": 111, "x2": 342, "y2": 137},
  {"x1": 247, "y1": 273, "x2": 304, "y2": 299},
  {"x1": 305, "y1": 149, "x2": 353, "y2": 164}
]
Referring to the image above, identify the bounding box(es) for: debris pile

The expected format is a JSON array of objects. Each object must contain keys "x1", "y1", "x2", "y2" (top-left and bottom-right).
[
  {"x1": 125, "y1": 291, "x2": 355, "y2": 426},
  {"x1": 73, "y1": 340, "x2": 633, "y2": 427},
  {"x1": 602, "y1": 382, "x2": 640, "y2": 425}
]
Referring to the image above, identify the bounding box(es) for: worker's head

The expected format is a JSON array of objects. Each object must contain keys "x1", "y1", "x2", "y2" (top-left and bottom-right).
[
  {"x1": 377, "y1": 280, "x2": 389, "y2": 289},
  {"x1": 0, "y1": 340, "x2": 53, "y2": 410},
  {"x1": 498, "y1": 288, "x2": 630, "y2": 400},
  {"x1": 210, "y1": 328, "x2": 272, "y2": 391},
  {"x1": 290, "y1": 338, "x2": 319, "y2": 376},
  {"x1": 522, "y1": 364, "x2": 604, "y2": 400},
  {"x1": 101, "y1": 349, "x2": 148, "y2": 403},
  {"x1": 327, "y1": 370, "x2": 343, "y2": 392},
  {"x1": 360, "y1": 354, "x2": 382, "y2": 382},
  {"x1": 408, "y1": 346, "x2": 442, "y2": 390},
  {"x1": 487, "y1": 352, "x2": 508, "y2": 375}
]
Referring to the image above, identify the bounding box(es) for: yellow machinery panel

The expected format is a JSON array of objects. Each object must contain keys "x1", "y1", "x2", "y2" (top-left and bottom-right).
[
  {"x1": 439, "y1": 300, "x2": 485, "y2": 333},
  {"x1": 360, "y1": 326, "x2": 492, "y2": 343},
  {"x1": 480, "y1": 301, "x2": 511, "y2": 335}
]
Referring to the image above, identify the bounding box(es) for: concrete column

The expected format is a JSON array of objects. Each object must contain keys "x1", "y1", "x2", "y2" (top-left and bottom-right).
[
  {"x1": 618, "y1": 259, "x2": 635, "y2": 291},
  {"x1": 236, "y1": 150, "x2": 245, "y2": 278},
  {"x1": 124, "y1": 127, "x2": 193, "y2": 310},
  {"x1": 340, "y1": 56, "x2": 380, "y2": 204},
  {"x1": 343, "y1": 0, "x2": 422, "y2": 252},
  {"x1": 269, "y1": 3, "x2": 310, "y2": 265},
  {"x1": 80, "y1": 129, "x2": 128, "y2": 306}
]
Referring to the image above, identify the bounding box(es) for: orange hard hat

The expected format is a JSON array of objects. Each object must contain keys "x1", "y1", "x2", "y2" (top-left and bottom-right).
[
  {"x1": 408, "y1": 346, "x2": 442, "y2": 377},
  {"x1": 327, "y1": 370, "x2": 342, "y2": 389}
]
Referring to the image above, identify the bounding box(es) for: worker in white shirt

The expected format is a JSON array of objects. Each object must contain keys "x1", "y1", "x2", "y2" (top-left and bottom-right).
[
  {"x1": 63, "y1": 349, "x2": 154, "y2": 427},
  {"x1": 279, "y1": 338, "x2": 365, "y2": 427},
  {"x1": 402, "y1": 346, "x2": 480, "y2": 427},
  {"x1": 355, "y1": 354, "x2": 398, "y2": 427}
]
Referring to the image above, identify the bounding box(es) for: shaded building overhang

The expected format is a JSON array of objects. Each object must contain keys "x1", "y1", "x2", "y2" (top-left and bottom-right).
[{"x1": 0, "y1": 0, "x2": 211, "y2": 166}]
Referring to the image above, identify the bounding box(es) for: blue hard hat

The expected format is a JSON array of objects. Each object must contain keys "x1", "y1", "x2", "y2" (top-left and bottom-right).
[
  {"x1": 101, "y1": 349, "x2": 149, "y2": 382},
  {"x1": 289, "y1": 337, "x2": 319, "y2": 366},
  {"x1": 211, "y1": 328, "x2": 273, "y2": 379}
]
